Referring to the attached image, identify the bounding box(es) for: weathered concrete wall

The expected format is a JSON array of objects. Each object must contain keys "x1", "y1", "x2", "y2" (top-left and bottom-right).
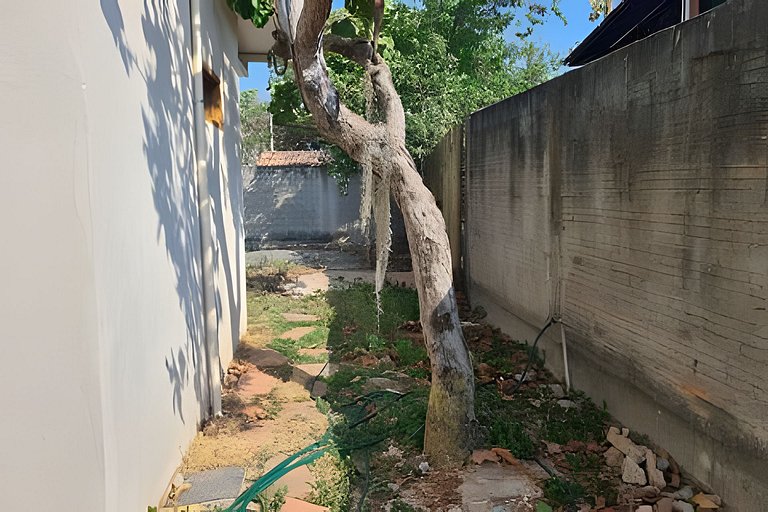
[
  {"x1": 423, "y1": 126, "x2": 463, "y2": 274},
  {"x1": 243, "y1": 166, "x2": 367, "y2": 248},
  {"x1": 458, "y1": 0, "x2": 768, "y2": 509},
  {"x1": 0, "y1": 1, "x2": 246, "y2": 510}
]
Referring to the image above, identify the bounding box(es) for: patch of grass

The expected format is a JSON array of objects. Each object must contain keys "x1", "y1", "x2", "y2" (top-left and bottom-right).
[
  {"x1": 394, "y1": 339, "x2": 428, "y2": 367},
  {"x1": 250, "y1": 393, "x2": 283, "y2": 419},
  {"x1": 247, "y1": 292, "x2": 331, "y2": 338},
  {"x1": 542, "y1": 477, "x2": 586, "y2": 509},
  {"x1": 541, "y1": 392, "x2": 609, "y2": 445},
  {"x1": 308, "y1": 450, "x2": 351, "y2": 512},
  {"x1": 326, "y1": 283, "x2": 419, "y2": 360},
  {"x1": 388, "y1": 500, "x2": 417, "y2": 512},
  {"x1": 488, "y1": 418, "x2": 536, "y2": 459},
  {"x1": 267, "y1": 327, "x2": 330, "y2": 363}
]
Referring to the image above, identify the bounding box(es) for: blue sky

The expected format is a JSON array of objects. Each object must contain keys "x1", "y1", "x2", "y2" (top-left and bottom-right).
[{"x1": 239, "y1": 1, "x2": 601, "y2": 101}]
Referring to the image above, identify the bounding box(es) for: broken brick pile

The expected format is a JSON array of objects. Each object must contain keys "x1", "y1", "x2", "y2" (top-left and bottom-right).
[{"x1": 604, "y1": 426, "x2": 721, "y2": 512}]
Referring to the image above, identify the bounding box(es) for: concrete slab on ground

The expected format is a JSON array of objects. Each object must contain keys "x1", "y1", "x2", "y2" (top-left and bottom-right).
[
  {"x1": 282, "y1": 497, "x2": 329, "y2": 511},
  {"x1": 240, "y1": 347, "x2": 291, "y2": 368},
  {"x1": 460, "y1": 463, "x2": 543, "y2": 512},
  {"x1": 263, "y1": 455, "x2": 316, "y2": 500},
  {"x1": 177, "y1": 466, "x2": 245, "y2": 505},
  {"x1": 280, "y1": 326, "x2": 317, "y2": 340},
  {"x1": 237, "y1": 369, "x2": 280, "y2": 396}
]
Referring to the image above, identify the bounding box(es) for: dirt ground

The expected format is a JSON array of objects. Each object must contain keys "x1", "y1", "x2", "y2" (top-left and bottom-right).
[{"x1": 172, "y1": 250, "x2": 717, "y2": 512}]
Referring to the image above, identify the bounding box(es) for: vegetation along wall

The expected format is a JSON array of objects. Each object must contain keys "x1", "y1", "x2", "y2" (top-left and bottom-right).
[{"x1": 428, "y1": 0, "x2": 768, "y2": 509}]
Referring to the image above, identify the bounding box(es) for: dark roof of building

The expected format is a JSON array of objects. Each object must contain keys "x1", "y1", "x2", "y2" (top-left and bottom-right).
[
  {"x1": 565, "y1": 0, "x2": 682, "y2": 67},
  {"x1": 255, "y1": 151, "x2": 328, "y2": 168}
]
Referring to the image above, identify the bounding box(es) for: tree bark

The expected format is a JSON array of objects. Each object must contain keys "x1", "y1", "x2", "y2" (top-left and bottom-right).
[{"x1": 280, "y1": 0, "x2": 476, "y2": 465}]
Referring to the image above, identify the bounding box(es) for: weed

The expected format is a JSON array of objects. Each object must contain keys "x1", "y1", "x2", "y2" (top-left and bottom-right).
[
  {"x1": 308, "y1": 451, "x2": 351, "y2": 512},
  {"x1": 326, "y1": 283, "x2": 419, "y2": 359},
  {"x1": 487, "y1": 418, "x2": 536, "y2": 459},
  {"x1": 541, "y1": 392, "x2": 609, "y2": 445},
  {"x1": 542, "y1": 477, "x2": 586, "y2": 509},
  {"x1": 394, "y1": 339, "x2": 428, "y2": 367},
  {"x1": 388, "y1": 499, "x2": 417, "y2": 512}
]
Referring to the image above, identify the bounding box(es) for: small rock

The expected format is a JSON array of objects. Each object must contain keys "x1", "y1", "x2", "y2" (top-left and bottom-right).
[
  {"x1": 387, "y1": 483, "x2": 400, "y2": 492},
  {"x1": 645, "y1": 450, "x2": 666, "y2": 489},
  {"x1": 607, "y1": 426, "x2": 646, "y2": 463},
  {"x1": 604, "y1": 447, "x2": 624, "y2": 467},
  {"x1": 632, "y1": 486, "x2": 660, "y2": 500},
  {"x1": 622, "y1": 456, "x2": 647, "y2": 485},
  {"x1": 668, "y1": 473, "x2": 681, "y2": 488},
  {"x1": 656, "y1": 456, "x2": 670, "y2": 471},
  {"x1": 672, "y1": 501, "x2": 694, "y2": 512},
  {"x1": 673, "y1": 487, "x2": 694, "y2": 500},
  {"x1": 223, "y1": 373, "x2": 239, "y2": 388},
  {"x1": 656, "y1": 498, "x2": 674, "y2": 512},
  {"x1": 621, "y1": 427, "x2": 630, "y2": 437},
  {"x1": 418, "y1": 461, "x2": 430, "y2": 474},
  {"x1": 548, "y1": 384, "x2": 566, "y2": 398},
  {"x1": 636, "y1": 506, "x2": 653, "y2": 512},
  {"x1": 227, "y1": 367, "x2": 242, "y2": 376},
  {"x1": 557, "y1": 399, "x2": 577, "y2": 409},
  {"x1": 692, "y1": 493, "x2": 721, "y2": 509},
  {"x1": 363, "y1": 377, "x2": 402, "y2": 392}
]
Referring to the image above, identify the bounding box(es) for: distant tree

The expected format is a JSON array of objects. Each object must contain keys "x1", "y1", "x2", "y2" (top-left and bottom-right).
[{"x1": 239, "y1": 89, "x2": 271, "y2": 165}]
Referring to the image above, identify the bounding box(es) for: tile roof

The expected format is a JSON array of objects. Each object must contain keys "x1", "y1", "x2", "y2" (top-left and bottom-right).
[{"x1": 255, "y1": 151, "x2": 329, "y2": 168}]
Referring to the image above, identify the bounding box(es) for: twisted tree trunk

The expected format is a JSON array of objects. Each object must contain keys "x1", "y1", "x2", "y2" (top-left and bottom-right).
[{"x1": 275, "y1": 0, "x2": 476, "y2": 464}]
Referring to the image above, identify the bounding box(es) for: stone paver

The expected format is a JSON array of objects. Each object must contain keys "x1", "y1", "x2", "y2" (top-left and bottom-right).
[
  {"x1": 263, "y1": 454, "x2": 316, "y2": 499},
  {"x1": 280, "y1": 326, "x2": 317, "y2": 341},
  {"x1": 282, "y1": 497, "x2": 329, "y2": 512},
  {"x1": 240, "y1": 347, "x2": 291, "y2": 368},
  {"x1": 177, "y1": 467, "x2": 245, "y2": 505},
  {"x1": 237, "y1": 369, "x2": 280, "y2": 396},
  {"x1": 459, "y1": 463, "x2": 543, "y2": 512},
  {"x1": 295, "y1": 272, "x2": 330, "y2": 294}
]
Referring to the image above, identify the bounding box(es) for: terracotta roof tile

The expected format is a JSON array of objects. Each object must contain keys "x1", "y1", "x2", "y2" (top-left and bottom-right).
[{"x1": 255, "y1": 151, "x2": 328, "y2": 168}]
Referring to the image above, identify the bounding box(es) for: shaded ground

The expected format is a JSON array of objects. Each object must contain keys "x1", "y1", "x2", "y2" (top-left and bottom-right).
[{"x1": 169, "y1": 251, "x2": 718, "y2": 512}]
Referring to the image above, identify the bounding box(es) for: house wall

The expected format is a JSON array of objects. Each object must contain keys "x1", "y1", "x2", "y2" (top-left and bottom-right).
[
  {"x1": 426, "y1": 0, "x2": 768, "y2": 509},
  {"x1": 0, "y1": 1, "x2": 245, "y2": 510}
]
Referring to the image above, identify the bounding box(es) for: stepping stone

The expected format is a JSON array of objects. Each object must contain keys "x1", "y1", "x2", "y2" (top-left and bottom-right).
[
  {"x1": 460, "y1": 463, "x2": 542, "y2": 511},
  {"x1": 295, "y1": 272, "x2": 330, "y2": 294},
  {"x1": 237, "y1": 370, "x2": 279, "y2": 396},
  {"x1": 280, "y1": 326, "x2": 317, "y2": 341},
  {"x1": 282, "y1": 313, "x2": 320, "y2": 322},
  {"x1": 242, "y1": 348, "x2": 290, "y2": 368},
  {"x1": 177, "y1": 467, "x2": 244, "y2": 505},
  {"x1": 298, "y1": 348, "x2": 328, "y2": 358},
  {"x1": 282, "y1": 497, "x2": 329, "y2": 512},
  {"x1": 263, "y1": 455, "x2": 316, "y2": 499}
]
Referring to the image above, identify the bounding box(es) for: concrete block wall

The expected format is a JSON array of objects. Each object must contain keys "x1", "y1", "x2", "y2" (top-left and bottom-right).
[
  {"x1": 427, "y1": 0, "x2": 768, "y2": 509},
  {"x1": 243, "y1": 166, "x2": 367, "y2": 248}
]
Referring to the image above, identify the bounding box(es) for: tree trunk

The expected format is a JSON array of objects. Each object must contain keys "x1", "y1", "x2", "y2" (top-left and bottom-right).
[
  {"x1": 389, "y1": 147, "x2": 476, "y2": 465},
  {"x1": 277, "y1": 0, "x2": 476, "y2": 464}
]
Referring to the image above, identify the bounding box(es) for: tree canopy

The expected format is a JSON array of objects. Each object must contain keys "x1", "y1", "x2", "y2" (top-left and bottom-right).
[{"x1": 268, "y1": 0, "x2": 562, "y2": 161}]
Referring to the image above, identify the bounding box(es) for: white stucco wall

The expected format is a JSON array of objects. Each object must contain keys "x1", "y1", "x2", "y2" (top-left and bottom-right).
[{"x1": 0, "y1": 1, "x2": 246, "y2": 510}]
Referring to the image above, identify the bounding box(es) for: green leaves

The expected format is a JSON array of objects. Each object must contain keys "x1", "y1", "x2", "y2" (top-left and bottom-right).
[
  {"x1": 227, "y1": 0, "x2": 273, "y2": 27},
  {"x1": 327, "y1": 7, "x2": 373, "y2": 39}
]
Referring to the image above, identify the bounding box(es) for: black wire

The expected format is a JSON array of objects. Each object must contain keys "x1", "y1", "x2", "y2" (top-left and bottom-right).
[{"x1": 507, "y1": 317, "x2": 558, "y2": 395}]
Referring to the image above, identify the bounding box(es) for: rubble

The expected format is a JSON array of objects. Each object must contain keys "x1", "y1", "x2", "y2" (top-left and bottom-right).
[
  {"x1": 607, "y1": 426, "x2": 646, "y2": 463},
  {"x1": 621, "y1": 456, "x2": 647, "y2": 485}
]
